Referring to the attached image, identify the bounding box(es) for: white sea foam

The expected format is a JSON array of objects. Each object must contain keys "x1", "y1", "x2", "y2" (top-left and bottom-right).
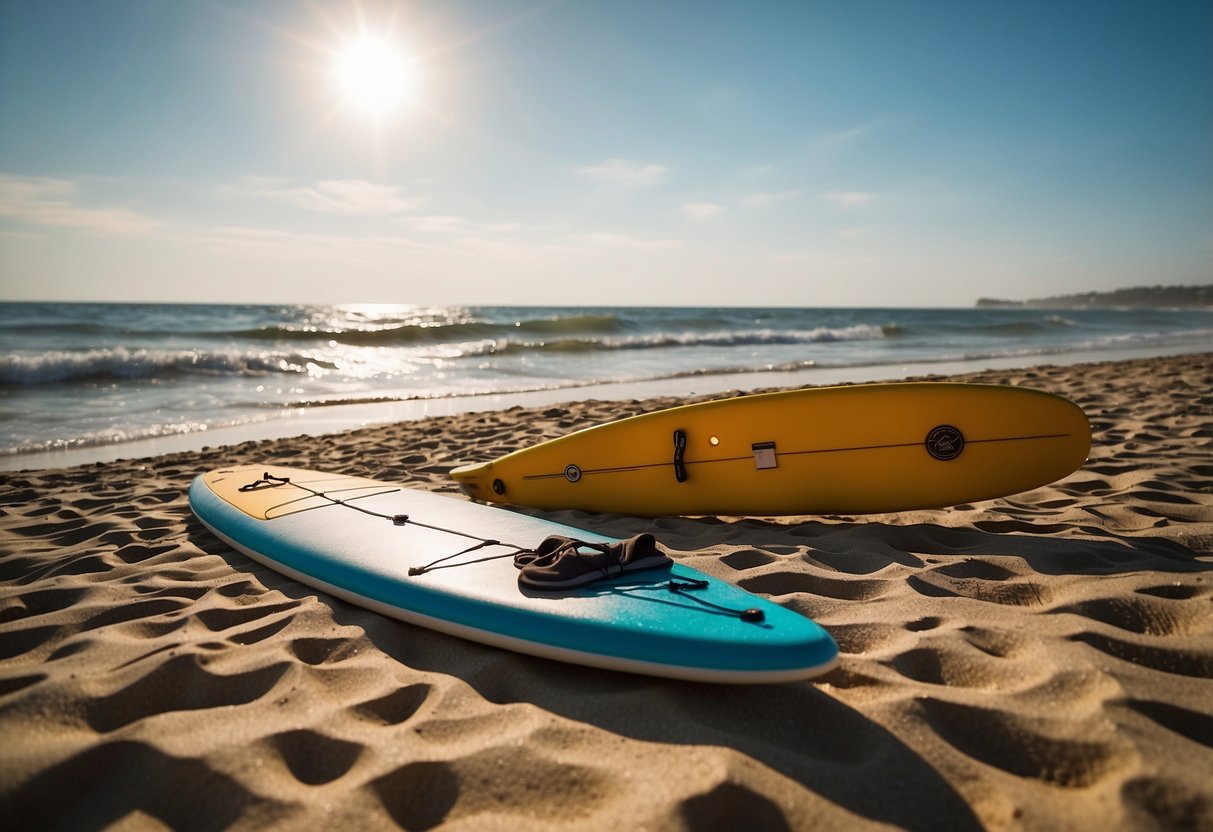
[
  {"x1": 0, "y1": 347, "x2": 338, "y2": 385},
  {"x1": 2, "y1": 302, "x2": 1210, "y2": 460}
]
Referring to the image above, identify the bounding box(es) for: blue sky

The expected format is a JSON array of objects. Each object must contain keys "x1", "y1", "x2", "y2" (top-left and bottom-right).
[{"x1": 1, "y1": 0, "x2": 1210, "y2": 307}]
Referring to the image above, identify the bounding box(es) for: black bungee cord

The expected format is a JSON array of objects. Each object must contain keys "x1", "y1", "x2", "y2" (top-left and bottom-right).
[{"x1": 237, "y1": 471, "x2": 764, "y2": 622}]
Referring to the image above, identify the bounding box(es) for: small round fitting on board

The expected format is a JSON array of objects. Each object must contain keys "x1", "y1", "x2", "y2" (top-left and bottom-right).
[
  {"x1": 564, "y1": 464, "x2": 582, "y2": 483},
  {"x1": 492, "y1": 479, "x2": 506, "y2": 495},
  {"x1": 925, "y1": 425, "x2": 965, "y2": 461}
]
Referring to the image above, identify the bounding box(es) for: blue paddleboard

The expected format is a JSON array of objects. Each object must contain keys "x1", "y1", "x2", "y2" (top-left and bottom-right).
[{"x1": 189, "y1": 465, "x2": 839, "y2": 683}]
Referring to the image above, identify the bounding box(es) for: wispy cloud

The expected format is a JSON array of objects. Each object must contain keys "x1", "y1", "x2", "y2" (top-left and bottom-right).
[
  {"x1": 0, "y1": 174, "x2": 159, "y2": 233},
  {"x1": 0, "y1": 229, "x2": 39, "y2": 241},
  {"x1": 236, "y1": 177, "x2": 417, "y2": 214},
  {"x1": 813, "y1": 123, "x2": 872, "y2": 149},
  {"x1": 744, "y1": 190, "x2": 801, "y2": 207},
  {"x1": 811, "y1": 118, "x2": 905, "y2": 152},
  {"x1": 200, "y1": 223, "x2": 635, "y2": 265},
  {"x1": 580, "y1": 159, "x2": 668, "y2": 188},
  {"x1": 580, "y1": 231, "x2": 680, "y2": 249},
  {"x1": 402, "y1": 215, "x2": 464, "y2": 233},
  {"x1": 823, "y1": 190, "x2": 875, "y2": 208},
  {"x1": 201, "y1": 225, "x2": 441, "y2": 263},
  {"x1": 681, "y1": 202, "x2": 725, "y2": 219}
]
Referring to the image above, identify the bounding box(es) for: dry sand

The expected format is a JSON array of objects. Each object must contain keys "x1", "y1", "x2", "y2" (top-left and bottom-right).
[{"x1": 2, "y1": 352, "x2": 1211, "y2": 830}]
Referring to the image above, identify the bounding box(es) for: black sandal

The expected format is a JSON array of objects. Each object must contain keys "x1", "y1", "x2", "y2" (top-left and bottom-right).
[{"x1": 514, "y1": 533, "x2": 672, "y2": 590}]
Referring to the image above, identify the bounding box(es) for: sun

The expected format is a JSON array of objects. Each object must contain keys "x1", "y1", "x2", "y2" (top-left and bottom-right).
[{"x1": 335, "y1": 35, "x2": 413, "y2": 116}]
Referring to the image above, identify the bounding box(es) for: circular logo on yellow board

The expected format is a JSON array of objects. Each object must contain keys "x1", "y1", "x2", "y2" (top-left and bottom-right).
[{"x1": 926, "y1": 425, "x2": 965, "y2": 460}]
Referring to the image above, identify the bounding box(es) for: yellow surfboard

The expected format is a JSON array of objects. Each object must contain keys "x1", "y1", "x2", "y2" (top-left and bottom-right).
[{"x1": 450, "y1": 383, "x2": 1091, "y2": 516}]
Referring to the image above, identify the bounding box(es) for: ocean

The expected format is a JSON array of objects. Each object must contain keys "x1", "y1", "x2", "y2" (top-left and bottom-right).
[{"x1": 2, "y1": 302, "x2": 1211, "y2": 469}]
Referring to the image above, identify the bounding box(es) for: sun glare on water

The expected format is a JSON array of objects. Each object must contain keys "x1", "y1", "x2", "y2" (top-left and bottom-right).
[{"x1": 335, "y1": 35, "x2": 413, "y2": 116}]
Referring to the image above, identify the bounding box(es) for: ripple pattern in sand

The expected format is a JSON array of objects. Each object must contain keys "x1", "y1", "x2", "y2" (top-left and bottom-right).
[{"x1": 2, "y1": 353, "x2": 1212, "y2": 829}]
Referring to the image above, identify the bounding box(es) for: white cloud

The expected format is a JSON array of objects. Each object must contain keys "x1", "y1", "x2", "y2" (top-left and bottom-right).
[
  {"x1": 238, "y1": 178, "x2": 417, "y2": 214},
  {"x1": 744, "y1": 190, "x2": 801, "y2": 207},
  {"x1": 403, "y1": 215, "x2": 464, "y2": 233},
  {"x1": 580, "y1": 231, "x2": 680, "y2": 250},
  {"x1": 0, "y1": 175, "x2": 71, "y2": 204},
  {"x1": 0, "y1": 174, "x2": 159, "y2": 234},
  {"x1": 681, "y1": 202, "x2": 725, "y2": 218},
  {"x1": 201, "y1": 225, "x2": 440, "y2": 263},
  {"x1": 580, "y1": 159, "x2": 668, "y2": 188},
  {"x1": 823, "y1": 191, "x2": 875, "y2": 208},
  {"x1": 813, "y1": 123, "x2": 872, "y2": 149}
]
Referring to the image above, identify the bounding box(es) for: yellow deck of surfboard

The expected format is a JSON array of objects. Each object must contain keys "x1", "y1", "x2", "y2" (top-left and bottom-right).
[{"x1": 449, "y1": 382, "x2": 1091, "y2": 516}]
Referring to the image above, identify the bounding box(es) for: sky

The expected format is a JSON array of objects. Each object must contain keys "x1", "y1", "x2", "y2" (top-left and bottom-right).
[{"x1": 1, "y1": 0, "x2": 1210, "y2": 307}]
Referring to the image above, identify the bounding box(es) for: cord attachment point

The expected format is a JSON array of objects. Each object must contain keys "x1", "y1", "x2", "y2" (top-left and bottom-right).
[
  {"x1": 238, "y1": 472, "x2": 290, "y2": 492},
  {"x1": 668, "y1": 578, "x2": 708, "y2": 592}
]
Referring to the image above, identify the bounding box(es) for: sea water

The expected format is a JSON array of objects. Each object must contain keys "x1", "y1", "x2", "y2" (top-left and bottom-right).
[{"x1": 2, "y1": 302, "x2": 1210, "y2": 466}]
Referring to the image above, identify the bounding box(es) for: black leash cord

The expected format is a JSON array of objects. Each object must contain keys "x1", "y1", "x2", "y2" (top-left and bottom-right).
[
  {"x1": 238, "y1": 471, "x2": 764, "y2": 621},
  {"x1": 668, "y1": 579, "x2": 765, "y2": 623},
  {"x1": 240, "y1": 471, "x2": 527, "y2": 575}
]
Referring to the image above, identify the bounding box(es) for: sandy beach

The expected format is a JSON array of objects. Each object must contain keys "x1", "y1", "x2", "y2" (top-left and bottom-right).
[{"x1": 1, "y1": 352, "x2": 1210, "y2": 830}]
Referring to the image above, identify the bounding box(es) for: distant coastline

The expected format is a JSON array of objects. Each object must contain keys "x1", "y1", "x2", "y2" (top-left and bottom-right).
[{"x1": 976, "y1": 284, "x2": 1213, "y2": 309}]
